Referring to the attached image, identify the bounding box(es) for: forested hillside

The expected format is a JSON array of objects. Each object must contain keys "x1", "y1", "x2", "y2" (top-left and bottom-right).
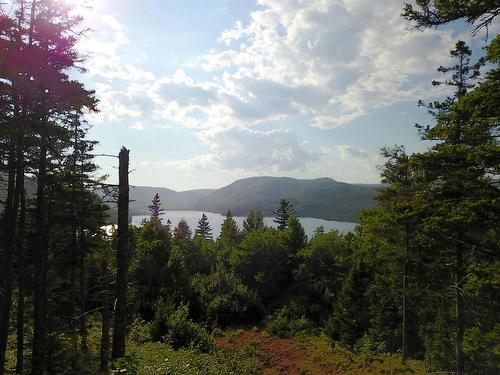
[
  {"x1": 126, "y1": 177, "x2": 378, "y2": 222},
  {"x1": 195, "y1": 177, "x2": 378, "y2": 222},
  {"x1": 0, "y1": 1, "x2": 498, "y2": 375}
]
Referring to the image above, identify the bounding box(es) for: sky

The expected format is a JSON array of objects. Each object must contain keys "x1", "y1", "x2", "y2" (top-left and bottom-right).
[{"x1": 65, "y1": 0, "x2": 496, "y2": 191}]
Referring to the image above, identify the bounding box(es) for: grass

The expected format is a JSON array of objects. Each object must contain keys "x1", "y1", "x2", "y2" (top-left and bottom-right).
[{"x1": 5, "y1": 322, "x2": 430, "y2": 374}]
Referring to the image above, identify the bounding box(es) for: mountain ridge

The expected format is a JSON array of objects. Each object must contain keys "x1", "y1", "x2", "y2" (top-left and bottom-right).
[{"x1": 129, "y1": 176, "x2": 379, "y2": 223}]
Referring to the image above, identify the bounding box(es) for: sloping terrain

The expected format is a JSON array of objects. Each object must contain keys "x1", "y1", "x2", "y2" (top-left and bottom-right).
[
  {"x1": 128, "y1": 185, "x2": 215, "y2": 214},
  {"x1": 196, "y1": 177, "x2": 379, "y2": 222},
  {"x1": 216, "y1": 330, "x2": 426, "y2": 375}
]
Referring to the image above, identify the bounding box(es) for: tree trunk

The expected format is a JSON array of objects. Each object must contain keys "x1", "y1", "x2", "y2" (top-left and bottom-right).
[
  {"x1": 401, "y1": 223, "x2": 409, "y2": 365},
  {"x1": 69, "y1": 225, "x2": 77, "y2": 368},
  {"x1": 455, "y1": 246, "x2": 465, "y2": 375},
  {"x1": 32, "y1": 118, "x2": 49, "y2": 375},
  {"x1": 0, "y1": 139, "x2": 17, "y2": 375},
  {"x1": 111, "y1": 147, "x2": 129, "y2": 359},
  {"x1": 402, "y1": 262, "x2": 408, "y2": 365},
  {"x1": 15, "y1": 140, "x2": 26, "y2": 375},
  {"x1": 100, "y1": 260, "x2": 111, "y2": 373},
  {"x1": 79, "y1": 226, "x2": 88, "y2": 352}
]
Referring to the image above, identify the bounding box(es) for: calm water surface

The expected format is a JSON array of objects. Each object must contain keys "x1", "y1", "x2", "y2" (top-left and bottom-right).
[{"x1": 132, "y1": 211, "x2": 357, "y2": 238}]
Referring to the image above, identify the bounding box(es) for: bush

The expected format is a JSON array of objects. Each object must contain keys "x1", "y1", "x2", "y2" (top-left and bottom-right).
[
  {"x1": 167, "y1": 304, "x2": 214, "y2": 353},
  {"x1": 150, "y1": 297, "x2": 176, "y2": 342},
  {"x1": 353, "y1": 333, "x2": 386, "y2": 357},
  {"x1": 150, "y1": 300, "x2": 214, "y2": 353},
  {"x1": 265, "y1": 306, "x2": 316, "y2": 338},
  {"x1": 192, "y1": 268, "x2": 263, "y2": 327},
  {"x1": 130, "y1": 317, "x2": 152, "y2": 343}
]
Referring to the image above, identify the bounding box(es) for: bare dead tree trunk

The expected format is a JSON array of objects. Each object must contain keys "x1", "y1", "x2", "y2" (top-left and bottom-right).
[{"x1": 111, "y1": 147, "x2": 129, "y2": 359}]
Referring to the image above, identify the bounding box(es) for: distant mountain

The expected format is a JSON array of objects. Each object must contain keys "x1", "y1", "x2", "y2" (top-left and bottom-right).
[
  {"x1": 194, "y1": 176, "x2": 379, "y2": 222},
  {"x1": 127, "y1": 186, "x2": 216, "y2": 216},
  {"x1": 130, "y1": 177, "x2": 379, "y2": 223},
  {"x1": 2, "y1": 175, "x2": 379, "y2": 223}
]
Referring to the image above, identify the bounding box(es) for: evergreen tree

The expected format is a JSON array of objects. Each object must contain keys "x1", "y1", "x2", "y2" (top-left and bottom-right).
[
  {"x1": 273, "y1": 198, "x2": 296, "y2": 230},
  {"x1": 325, "y1": 262, "x2": 371, "y2": 349},
  {"x1": 0, "y1": 1, "x2": 98, "y2": 371},
  {"x1": 148, "y1": 193, "x2": 165, "y2": 223},
  {"x1": 195, "y1": 213, "x2": 212, "y2": 240},
  {"x1": 174, "y1": 219, "x2": 192, "y2": 244},
  {"x1": 219, "y1": 210, "x2": 240, "y2": 245},
  {"x1": 243, "y1": 210, "x2": 264, "y2": 233},
  {"x1": 284, "y1": 215, "x2": 307, "y2": 255},
  {"x1": 413, "y1": 39, "x2": 498, "y2": 375},
  {"x1": 402, "y1": 0, "x2": 500, "y2": 36}
]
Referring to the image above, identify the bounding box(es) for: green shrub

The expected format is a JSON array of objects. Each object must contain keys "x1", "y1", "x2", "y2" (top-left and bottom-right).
[
  {"x1": 192, "y1": 268, "x2": 263, "y2": 327},
  {"x1": 265, "y1": 306, "x2": 316, "y2": 338},
  {"x1": 166, "y1": 304, "x2": 214, "y2": 353},
  {"x1": 150, "y1": 300, "x2": 214, "y2": 353},
  {"x1": 130, "y1": 317, "x2": 152, "y2": 343},
  {"x1": 150, "y1": 297, "x2": 176, "y2": 342},
  {"x1": 353, "y1": 333, "x2": 386, "y2": 357},
  {"x1": 111, "y1": 354, "x2": 139, "y2": 375}
]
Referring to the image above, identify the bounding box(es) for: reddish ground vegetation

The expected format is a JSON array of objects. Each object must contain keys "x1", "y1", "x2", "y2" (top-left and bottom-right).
[{"x1": 216, "y1": 330, "x2": 426, "y2": 375}]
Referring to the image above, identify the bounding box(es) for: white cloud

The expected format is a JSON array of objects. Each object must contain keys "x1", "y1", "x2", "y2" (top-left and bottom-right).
[
  {"x1": 337, "y1": 145, "x2": 370, "y2": 160},
  {"x1": 146, "y1": 127, "x2": 317, "y2": 174},
  {"x1": 83, "y1": 0, "x2": 471, "y2": 133},
  {"x1": 194, "y1": 0, "x2": 461, "y2": 128},
  {"x1": 78, "y1": 0, "x2": 494, "y2": 183},
  {"x1": 130, "y1": 122, "x2": 144, "y2": 131}
]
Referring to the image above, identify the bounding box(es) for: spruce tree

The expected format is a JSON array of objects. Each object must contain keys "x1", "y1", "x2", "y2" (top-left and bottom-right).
[
  {"x1": 174, "y1": 219, "x2": 192, "y2": 244},
  {"x1": 284, "y1": 215, "x2": 307, "y2": 254},
  {"x1": 413, "y1": 40, "x2": 496, "y2": 375},
  {"x1": 273, "y1": 198, "x2": 296, "y2": 230},
  {"x1": 243, "y1": 210, "x2": 264, "y2": 233},
  {"x1": 195, "y1": 213, "x2": 212, "y2": 240},
  {"x1": 325, "y1": 263, "x2": 370, "y2": 349},
  {"x1": 402, "y1": 0, "x2": 500, "y2": 35},
  {"x1": 219, "y1": 211, "x2": 240, "y2": 247},
  {"x1": 148, "y1": 193, "x2": 165, "y2": 224},
  {"x1": 0, "y1": 1, "x2": 98, "y2": 371}
]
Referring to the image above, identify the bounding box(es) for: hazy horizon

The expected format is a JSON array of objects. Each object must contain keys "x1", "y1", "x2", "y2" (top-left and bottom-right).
[{"x1": 131, "y1": 175, "x2": 381, "y2": 192}]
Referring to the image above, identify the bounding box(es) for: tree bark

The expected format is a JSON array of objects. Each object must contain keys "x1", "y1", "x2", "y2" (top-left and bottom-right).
[
  {"x1": 15, "y1": 138, "x2": 26, "y2": 375},
  {"x1": 100, "y1": 260, "x2": 111, "y2": 373},
  {"x1": 79, "y1": 226, "x2": 88, "y2": 352},
  {"x1": 32, "y1": 114, "x2": 49, "y2": 375},
  {"x1": 401, "y1": 223, "x2": 409, "y2": 365},
  {"x1": 455, "y1": 246, "x2": 465, "y2": 375},
  {"x1": 111, "y1": 147, "x2": 129, "y2": 359},
  {"x1": 0, "y1": 139, "x2": 17, "y2": 375}
]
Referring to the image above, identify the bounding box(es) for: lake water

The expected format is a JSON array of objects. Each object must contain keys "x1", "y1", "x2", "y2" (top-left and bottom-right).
[{"x1": 132, "y1": 211, "x2": 357, "y2": 239}]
